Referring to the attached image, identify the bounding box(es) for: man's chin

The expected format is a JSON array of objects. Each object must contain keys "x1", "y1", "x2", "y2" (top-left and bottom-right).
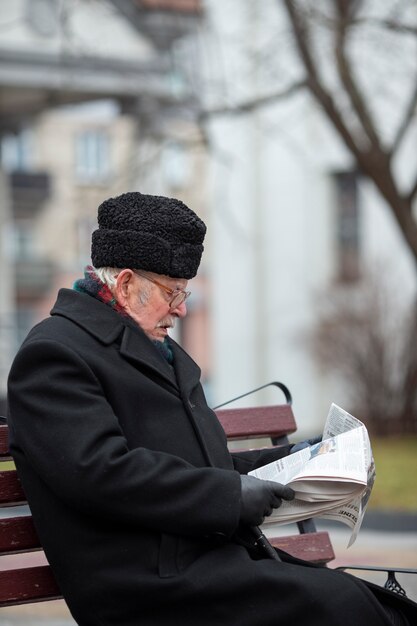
[{"x1": 151, "y1": 328, "x2": 169, "y2": 341}]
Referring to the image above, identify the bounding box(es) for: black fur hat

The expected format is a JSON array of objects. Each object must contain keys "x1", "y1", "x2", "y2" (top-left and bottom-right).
[{"x1": 91, "y1": 192, "x2": 206, "y2": 278}]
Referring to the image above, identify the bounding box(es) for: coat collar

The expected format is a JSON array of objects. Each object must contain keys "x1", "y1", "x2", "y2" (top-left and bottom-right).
[
  {"x1": 118, "y1": 330, "x2": 202, "y2": 397},
  {"x1": 119, "y1": 326, "x2": 177, "y2": 388},
  {"x1": 51, "y1": 288, "x2": 125, "y2": 344},
  {"x1": 51, "y1": 289, "x2": 201, "y2": 395}
]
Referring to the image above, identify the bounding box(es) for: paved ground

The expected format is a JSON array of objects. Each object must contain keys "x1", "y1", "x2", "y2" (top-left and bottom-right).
[
  {"x1": 1, "y1": 521, "x2": 416, "y2": 625},
  {"x1": 321, "y1": 524, "x2": 417, "y2": 599},
  {"x1": 267, "y1": 518, "x2": 417, "y2": 598}
]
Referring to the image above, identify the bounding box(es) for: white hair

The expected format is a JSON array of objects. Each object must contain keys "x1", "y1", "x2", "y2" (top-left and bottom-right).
[
  {"x1": 93, "y1": 266, "x2": 151, "y2": 305},
  {"x1": 94, "y1": 266, "x2": 119, "y2": 287}
]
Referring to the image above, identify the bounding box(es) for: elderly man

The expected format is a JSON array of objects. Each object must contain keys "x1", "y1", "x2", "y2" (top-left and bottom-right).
[{"x1": 7, "y1": 193, "x2": 416, "y2": 626}]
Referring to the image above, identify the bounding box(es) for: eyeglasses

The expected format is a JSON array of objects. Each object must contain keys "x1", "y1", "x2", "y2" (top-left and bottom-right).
[{"x1": 133, "y1": 271, "x2": 191, "y2": 309}]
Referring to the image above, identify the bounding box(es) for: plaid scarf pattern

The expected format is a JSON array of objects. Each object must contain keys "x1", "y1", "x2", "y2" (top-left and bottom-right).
[{"x1": 73, "y1": 266, "x2": 128, "y2": 316}]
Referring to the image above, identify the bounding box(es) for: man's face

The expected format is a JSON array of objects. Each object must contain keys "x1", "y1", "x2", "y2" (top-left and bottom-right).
[{"x1": 116, "y1": 270, "x2": 188, "y2": 341}]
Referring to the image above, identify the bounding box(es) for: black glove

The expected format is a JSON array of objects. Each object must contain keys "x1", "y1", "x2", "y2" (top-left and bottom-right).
[
  {"x1": 239, "y1": 475, "x2": 295, "y2": 526},
  {"x1": 290, "y1": 435, "x2": 322, "y2": 454}
]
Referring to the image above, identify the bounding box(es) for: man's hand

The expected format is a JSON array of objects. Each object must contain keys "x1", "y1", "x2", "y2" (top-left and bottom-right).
[
  {"x1": 291, "y1": 435, "x2": 322, "y2": 454},
  {"x1": 239, "y1": 475, "x2": 295, "y2": 526}
]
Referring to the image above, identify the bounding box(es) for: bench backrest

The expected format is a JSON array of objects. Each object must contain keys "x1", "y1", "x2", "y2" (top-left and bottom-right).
[
  {"x1": 215, "y1": 403, "x2": 296, "y2": 442},
  {"x1": 0, "y1": 420, "x2": 62, "y2": 607}
]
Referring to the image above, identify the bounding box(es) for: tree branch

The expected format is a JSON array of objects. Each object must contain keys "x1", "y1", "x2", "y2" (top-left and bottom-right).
[
  {"x1": 198, "y1": 80, "x2": 307, "y2": 120},
  {"x1": 391, "y1": 77, "x2": 417, "y2": 155},
  {"x1": 334, "y1": 1, "x2": 383, "y2": 150},
  {"x1": 355, "y1": 17, "x2": 417, "y2": 37},
  {"x1": 281, "y1": 0, "x2": 362, "y2": 160},
  {"x1": 408, "y1": 173, "x2": 417, "y2": 203}
]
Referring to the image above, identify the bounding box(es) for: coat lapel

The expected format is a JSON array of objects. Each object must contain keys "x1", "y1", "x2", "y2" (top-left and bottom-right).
[
  {"x1": 169, "y1": 339, "x2": 217, "y2": 466},
  {"x1": 119, "y1": 326, "x2": 178, "y2": 391},
  {"x1": 169, "y1": 339, "x2": 201, "y2": 399}
]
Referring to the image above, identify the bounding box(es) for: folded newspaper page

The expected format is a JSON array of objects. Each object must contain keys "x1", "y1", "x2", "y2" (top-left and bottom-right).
[{"x1": 249, "y1": 404, "x2": 376, "y2": 546}]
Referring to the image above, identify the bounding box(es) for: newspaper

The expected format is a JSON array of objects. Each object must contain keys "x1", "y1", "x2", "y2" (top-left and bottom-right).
[{"x1": 248, "y1": 404, "x2": 376, "y2": 546}]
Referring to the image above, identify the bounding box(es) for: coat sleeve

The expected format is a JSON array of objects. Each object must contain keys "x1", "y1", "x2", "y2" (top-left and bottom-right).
[
  {"x1": 7, "y1": 338, "x2": 242, "y2": 539},
  {"x1": 231, "y1": 445, "x2": 292, "y2": 474}
]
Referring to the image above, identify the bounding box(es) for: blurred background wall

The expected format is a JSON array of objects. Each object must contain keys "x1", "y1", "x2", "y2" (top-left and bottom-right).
[{"x1": 1, "y1": 0, "x2": 416, "y2": 437}]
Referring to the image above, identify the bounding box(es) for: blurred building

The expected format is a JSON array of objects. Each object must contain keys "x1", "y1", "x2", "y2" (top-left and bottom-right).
[
  {"x1": 0, "y1": 0, "x2": 208, "y2": 410},
  {"x1": 2, "y1": 0, "x2": 415, "y2": 433}
]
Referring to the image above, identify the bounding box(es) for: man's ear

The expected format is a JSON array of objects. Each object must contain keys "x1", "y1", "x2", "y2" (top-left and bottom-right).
[{"x1": 114, "y1": 269, "x2": 134, "y2": 306}]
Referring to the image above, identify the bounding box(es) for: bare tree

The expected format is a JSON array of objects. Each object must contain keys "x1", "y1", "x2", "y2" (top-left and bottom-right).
[
  {"x1": 201, "y1": 1, "x2": 417, "y2": 262},
  {"x1": 282, "y1": 0, "x2": 417, "y2": 264},
  {"x1": 311, "y1": 271, "x2": 417, "y2": 435},
  {"x1": 281, "y1": 1, "x2": 417, "y2": 433},
  {"x1": 198, "y1": 0, "x2": 417, "y2": 432}
]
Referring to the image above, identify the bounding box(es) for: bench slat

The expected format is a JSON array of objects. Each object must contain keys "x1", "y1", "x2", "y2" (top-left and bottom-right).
[
  {"x1": 0, "y1": 424, "x2": 9, "y2": 457},
  {"x1": 0, "y1": 565, "x2": 62, "y2": 606},
  {"x1": 216, "y1": 405, "x2": 297, "y2": 440},
  {"x1": 270, "y1": 531, "x2": 335, "y2": 564},
  {"x1": 0, "y1": 516, "x2": 41, "y2": 554},
  {"x1": 0, "y1": 470, "x2": 26, "y2": 506}
]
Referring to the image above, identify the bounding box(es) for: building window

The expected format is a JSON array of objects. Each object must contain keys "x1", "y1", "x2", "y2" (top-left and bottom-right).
[
  {"x1": 162, "y1": 141, "x2": 189, "y2": 189},
  {"x1": 333, "y1": 171, "x2": 361, "y2": 282},
  {"x1": 75, "y1": 130, "x2": 111, "y2": 184},
  {"x1": 0, "y1": 129, "x2": 33, "y2": 172},
  {"x1": 10, "y1": 221, "x2": 35, "y2": 261},
  {"x1": 26, "y1": 0, "x2": 59, "y2": 37}
]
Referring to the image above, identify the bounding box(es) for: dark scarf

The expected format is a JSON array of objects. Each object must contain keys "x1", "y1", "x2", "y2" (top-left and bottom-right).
[{"x1": 73, "y1": 266, "x2": 174, "y2": 364}]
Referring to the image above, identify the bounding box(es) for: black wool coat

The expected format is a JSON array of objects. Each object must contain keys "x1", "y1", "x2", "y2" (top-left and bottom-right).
[{"x1": 7, "y1": 289, "x2": 402, "y2": 625}]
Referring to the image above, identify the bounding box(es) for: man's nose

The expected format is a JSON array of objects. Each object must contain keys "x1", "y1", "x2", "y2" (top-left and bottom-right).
[{"x1": 171, "y1": 301, "x2": 187, "y2": 318}]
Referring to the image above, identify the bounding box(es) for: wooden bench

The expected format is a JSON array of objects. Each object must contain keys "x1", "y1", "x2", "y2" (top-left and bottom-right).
[
  {"x1": 214, "y1": 381, "x2": 335, "y2": 565},
  {"x1": 0, "y1": 382, "x2": 334, "y2": 608},
  {"x1": 0, "y1": 416, "x2": 62, "y2": 607}
]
